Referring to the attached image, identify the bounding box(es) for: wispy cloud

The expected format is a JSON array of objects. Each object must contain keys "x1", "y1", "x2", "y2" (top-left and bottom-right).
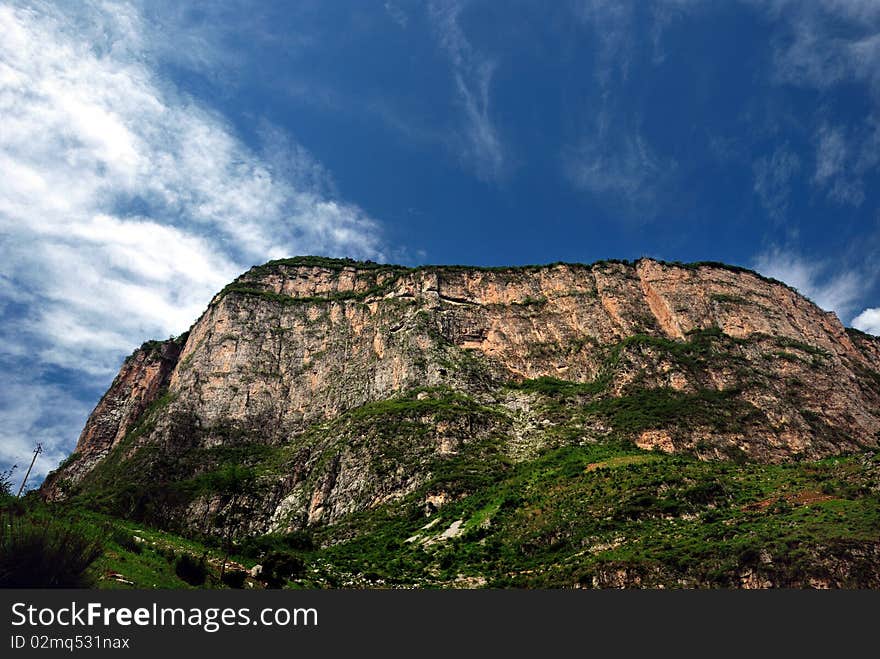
[
  {"x1": 764, "y1": 0, "x2": 880, "y2": 92},
  {"x1": 429, "y1": 0, "x2": 506, "y2": 181},
  {"x1": 384, "y1": 2, "x2": 409, "y2": 29},
  {"x1": 811, "y1": 120, "x2": 880, "y2": 207},
  {"x1": 562, "y1": 2, "x2": 678, "y2": 213},
  {"x1": 753, "y1": 247, "x2": 863, "y2": 319},
  {"x1": 563, "y1": 115, "x2": 672, "y2": 205},
  {"x1": 753, "y1": 145, "x2": 801, "y2": 221},
  {"x1": 0, "y1": 1, "x2": 386, "y2": 481},
  {"x1": 572, "y1": 0, "x2": 635, "y2": 85},
  {"x1": 752, "y1": 0, "x2": 880, "y2": 206},
  {"x1": 561, "y1": 99, "x2": 677, "y2": 217},
  {"x1": 0, "y1": 377, "x2": 90, "y2": 491}
]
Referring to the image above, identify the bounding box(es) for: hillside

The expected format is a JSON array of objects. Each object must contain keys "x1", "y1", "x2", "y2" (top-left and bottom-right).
[{"x1": 39, "y1": 257, "x2": 880, "y2": 588}]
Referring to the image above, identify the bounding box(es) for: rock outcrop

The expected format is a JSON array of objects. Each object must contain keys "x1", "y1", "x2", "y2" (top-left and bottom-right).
[{"x1": 42, "y1": 257, "x2": 880, "y2": 539}]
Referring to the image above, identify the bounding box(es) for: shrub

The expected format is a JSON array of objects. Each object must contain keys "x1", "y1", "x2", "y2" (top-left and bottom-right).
[
  {"x1": 280, "y1": 530, "x2": 314, "y2": 551},
  {"x1": 0, "y1": 508, "x2": 103, "y2": 587},
  {"x1": 108, "y1": 527, "x2": 142, "y2": 554},
  {"x1": 221, "y1": 569, "x2": 247, "y2": 589},
  {"x1": 0, "y1": 466, "x2": 16, "y2": 498},
  {"x1": 156, "y1": 546, "x2": 177, "y2": 563},
  {"x1": 260, "y1": 551, "x2": 305, "y2": 589},
  {"x1": 174, "y1": 553, "x2": 207, "y2": 586},
  {"x1": 237, "y1": 531, "x2": 314, "y2": 558}
]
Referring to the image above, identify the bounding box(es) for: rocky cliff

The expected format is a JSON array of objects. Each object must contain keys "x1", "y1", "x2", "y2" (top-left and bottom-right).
[{"x1": 43, "y1": 257, "x2": 880, "y2": 548}]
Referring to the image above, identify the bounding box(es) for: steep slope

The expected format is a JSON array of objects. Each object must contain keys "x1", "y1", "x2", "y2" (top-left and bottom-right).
[{"x1": 43, "y1": 257, "x2": 880, "y2": 550}]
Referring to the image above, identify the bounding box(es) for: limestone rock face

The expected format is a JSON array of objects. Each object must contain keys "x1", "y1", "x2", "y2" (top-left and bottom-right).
[
  {"x1": 46, "y1": 339, "x2": 182, "y2": 491},
  {"x1": 41, "y1": 258, "x2": 880, "y2": 537}
]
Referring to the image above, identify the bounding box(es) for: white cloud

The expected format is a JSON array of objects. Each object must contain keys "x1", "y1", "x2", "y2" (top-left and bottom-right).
[
  {"x1": 0, "y1": 376, "x2": 91, "y2": 491},
  {"x1": 573, "y1": 0, "x2": 635, "y2": 84},
  {"x1": 563, "y1": 106, "x2": 676, "y2": 213},
  {"x1": 752, "y1": 146, "x2": 801, "y2": 220},
  {"x1": 763, "y1": 0, "x2": 880, "y2": 91},
  {"x1": 429, "y1": 0, "x2": 506, "y2": 181},
  {"x1": 812, "y1": 123, "x2": 871, "y2": 206},
  {"x1": 0, "y1": 1, "x2": 387, "y2": 483},
  {"x1": 564, "y1": 130, "x2": 665, "y2": 199},
  {"x1": 753, "y1": 248, "x2": 862, "y2": 318},
  {"x1": 750, "y1": 0, "x2": 880, "y2": 206},
  {"x1": 561, "y1": 2, "x2": 680, "y2": 212},
  {"x1": 385, "y1": 2, "x2": 409, "y2": 29},
  {"x1": 852, "y1": 307, "x2": 880, "y2": 335}
]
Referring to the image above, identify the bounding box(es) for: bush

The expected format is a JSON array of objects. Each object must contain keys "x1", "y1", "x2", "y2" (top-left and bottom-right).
[
  {"x1": 156, "y1": 546, "x2": 177, "y2": 563},
  {"x1": 261, "y1": 551, "x2": 305, "y2": 589},
  {"x1": 0, "y1": 508, "x2": 103, "y2": 587},
  {"x1": 0, "y1": 466, "x2": 16, "y2": 498},
  {"x1": 174, "y1": 553, "x2": 207, "y2": 586},
  {"x1": 237, "y1": 531, "x2": 314, "y2": 558},
  {"x1": 280, "y1": 530, "x2": 314, "y2": 551},
  {"x1": 221, "y1": 569, "x2": 247, "y2": 589},
  {"x1": 108, "y1": 527, "x2": 142, "y2": 554}
]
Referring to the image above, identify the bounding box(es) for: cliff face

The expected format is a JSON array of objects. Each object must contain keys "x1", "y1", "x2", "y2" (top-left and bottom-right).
[
  {"x1": 42, "y1": 257, "x2": 880, "y2": 540},
  {"x1": 49, "y1": 338, "x2": 183, "y2": 490}
]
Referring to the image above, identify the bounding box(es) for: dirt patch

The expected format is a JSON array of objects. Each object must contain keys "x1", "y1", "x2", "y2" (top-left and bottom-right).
[
  {"x1": 743, "y1": 489, "x2": 834, "y2": 511},
  {"x1": 586, "y1": 455, "x2": 660, "y2": 472}
]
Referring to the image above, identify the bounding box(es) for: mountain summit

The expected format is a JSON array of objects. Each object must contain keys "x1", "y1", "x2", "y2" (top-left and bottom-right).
[{"x1": 41, "y1": 257, "x2": 880, "y2": 587}]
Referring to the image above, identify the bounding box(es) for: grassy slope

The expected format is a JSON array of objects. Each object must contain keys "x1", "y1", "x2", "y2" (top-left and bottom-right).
[
  {"x1": 28, "y1": 439, "x2": 877, "y2": 589},
  {"x1": 39, "y1": 325, "x2": 880, "y2": 588},
  {"x1": 308, "y1": 445, "x2": 879, "y2": 588}
]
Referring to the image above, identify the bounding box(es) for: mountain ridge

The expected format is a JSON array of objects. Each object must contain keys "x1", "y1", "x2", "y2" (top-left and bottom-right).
[
  {"x1": 38, "y1": 255, "x2": 880, "y2": 587},
  {"x1": 44, "y1": 255, "x2": 880, "y2": 504}
]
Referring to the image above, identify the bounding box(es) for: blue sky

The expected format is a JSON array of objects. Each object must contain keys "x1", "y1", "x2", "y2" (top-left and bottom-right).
[{"x1": 1, "y1": 0, "x2": 879, "y2": 483}]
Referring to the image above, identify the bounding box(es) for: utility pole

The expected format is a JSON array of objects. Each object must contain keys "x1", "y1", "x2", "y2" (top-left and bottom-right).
[{"x1": 17, "y1": 443, "x2": 42, "y2": 497}]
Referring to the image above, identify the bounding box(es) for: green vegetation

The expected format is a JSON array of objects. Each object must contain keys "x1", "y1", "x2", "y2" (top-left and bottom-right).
[
  {"x1": 0, "y1": 466, "x2": 15, "y2": 497},
  {"x1": 19, "y1": 439, "x2": 880, "y2": 588},
  {"x1": 583, "y1": 386, "x2": 760, "y2": 434},
  {"x1": 512, "y1": 295, "x2": 548, "y2": 307},
  {"x1": 174, "y1": 553, "x2": 208, "y2": 586},
  {"x1": 0, "y1": 499, "x2": 103, "y2": 587},
  {"x1": 710, "y1": 293, "x2": 749, "y2": 304},
  {"x1": 615, "y1": 327, "x2": 727, "y2": 368},
  {"x1": 846, "y1": 326, "x2": 880, "y2": 343},
  {"x1": 774, "y1": 337, "x2": 830, "y2": 358},
  {"x1": 252, "y1": 256, "x2": 393, "y2": 272},
  {"x1": 306, "y1": 446, "x2": 880, "y2": 588},
  {"x1": 124, "y1": 331, "x2": 190, "y2": 364},
  {"x1": 510, "y1": 328, "x2": 736, "y2": 400}
]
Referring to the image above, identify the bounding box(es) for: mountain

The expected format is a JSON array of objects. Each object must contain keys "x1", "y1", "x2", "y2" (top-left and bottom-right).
[{"x1": 41, "y1": 256, "x2": 880, "y2": 587}]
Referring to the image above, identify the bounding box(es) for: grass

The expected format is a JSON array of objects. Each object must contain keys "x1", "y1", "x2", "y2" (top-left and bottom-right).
[
  {"x1": 710, "y1": 293, "x2": 749, "y2": 304},
  {"x1": 775, "y1": 337, "x2": 830, "y2": 358},
  {"x1": 23, "y1": 441, "x2": 880, "y2": 589},
  {"x1": 583, "y1": 386, "x2": 761, "y2": 434},
  {"x1": 306, "y1": 445, "x2": 880, "y2": 588},
  {"x1": 0, "y1": 499, "x2": 103, "y2": 587}
]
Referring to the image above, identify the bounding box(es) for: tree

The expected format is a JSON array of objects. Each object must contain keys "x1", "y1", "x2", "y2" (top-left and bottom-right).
[{"x1": 0, "y1": 466, "x2": 16, "y2": 498}]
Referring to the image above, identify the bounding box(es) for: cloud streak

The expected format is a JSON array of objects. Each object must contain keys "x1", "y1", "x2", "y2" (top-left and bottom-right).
[
  {"x1": 429, "y1": 0, "x2": 506, "y2": 181},
  {"x1": 0, "y1": 1, "x2": 386, "y2": 481},
  {"x1": 753, "y1": 146, "x2": 801, "y2": 221},
  {"x1": 755, "y1": 0, "x2": 880, "y2": 207}
]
